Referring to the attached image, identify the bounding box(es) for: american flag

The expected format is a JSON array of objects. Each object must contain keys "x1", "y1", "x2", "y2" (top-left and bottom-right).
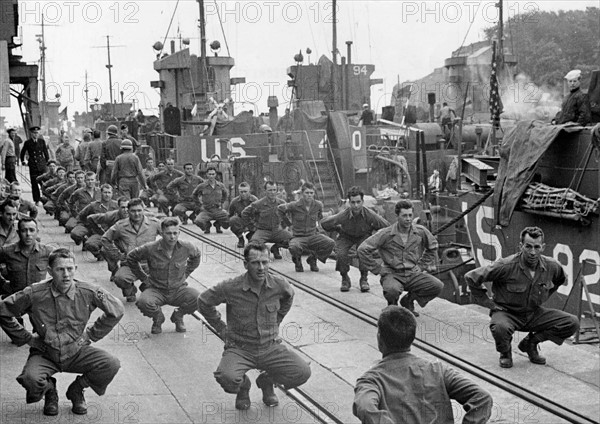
[{"x1": 489, "y1": 41, "x2": 503, "y2": 127}]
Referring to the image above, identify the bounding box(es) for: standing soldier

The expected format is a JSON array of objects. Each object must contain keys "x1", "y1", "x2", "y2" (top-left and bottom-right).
[
  {"x1": 0, "y1": 248, "x2": 123, "y2": 416},
  {"x1": 127, "y1": 217, "x2": 200, "y2": 334},
  {"x1": 101, "y1": 198, "x2": 161, "y2": 302},
  {"x1": 465, "y1": 226, "x2": 579, "y2": 368},
  {"x1": 277, "y1": 181, "x2": 335, "y2": 272},
  {"x1": 83, "y1": 130, "x2": 103, "y2": 173},
  {"x1": 167, "y1": 162, "x2": 203, "y2": 224},
  {"x1": 111, "y1": 140, "x2": 147, "y2": 199},
  {"x1": 229, "y1": 182, "x2": 258, "y2": 248},
  {"x1": 20, "y1": 126, "x2": 50, "y2": 204},
  {"x1": 148, "y1": 158, "x2": 183, "y2": 216},
  {"x1": 192, "y1": 167, "x2": 230, "y2": 234},
  {"x1": 99, "y1": 125, "x2": 121, "y2": 185},
  {"x1": 242, "y1": 181, "x2": 291, "y2": 259},
  {"x1": 197, "y1": 242, "x2": 311, "y2": 410},
  {"x1": 120, "y1": 123, "x2": 140, "y2": 151},
  {"x1": 321, "y1": 186, "x2": 389, "y2": 292},
  {"x1": 74, "y1": 130, "x2": 92, "y2": 170},
  {"x1": 358, "y1": 200, "x2": 443, "y2": 316}
]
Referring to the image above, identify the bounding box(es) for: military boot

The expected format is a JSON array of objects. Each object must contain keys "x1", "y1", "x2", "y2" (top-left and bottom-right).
[
  {"x1": 235, "y1": 375, "x2": 251, "y2": 410},
  {"x1": 151, "y1": 310, "x2": 166, "y2": 334},
  {"x1": 215, "y1": 223, "x2": 223, "y2": 234},
  {"x1": 43, "y1": 377, "x2": 59, "y2": 416},
  {"x1": 306, "y1": 256, "x2": 319, "y2": 272},
  {"x1": 270, "y1": 245, "x2": 282, "y2": 260},
  {"x1": 518, "y1": 334, "x2": 547, "y2": 365},
  {"x1": 256, "y1": 372, "x2": 279, "y2": 407},
  {"x1": 292, "y1": 256, "x2": 304, "y2": 272},
  {"x1": 237, "y1": 237, "x2": 245, "y2": 248},
  {"x1": 170, "y1": 309, "x2": 187, "y2": 333},
  {"x1": 340, "y1": 274, "x2": 351, "y2": 292},
  {"x1": 400, "y1": 293, "x2": 419, "y2": 317},
  {"x1": 359, "y1": 270, "x2": 370, "y2": 292},
  {"x1": 66, "y1": 375, "x2": 88, "y2": 415},
  {"x1": 499, "y1": 350, "x2": 513, "y2": 368}
]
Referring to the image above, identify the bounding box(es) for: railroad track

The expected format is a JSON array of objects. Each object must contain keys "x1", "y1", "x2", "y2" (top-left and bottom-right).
[{"x1": 180, "y1": 226, "x2": 597, "y2": 424}]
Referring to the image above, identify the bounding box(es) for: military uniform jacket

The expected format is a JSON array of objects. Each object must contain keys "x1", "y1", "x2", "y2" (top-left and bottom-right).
[
  {"x1": 0, "y1": 241, "x2": 53, "y2": 293},
  {"x1": 20, "y1": 138, "x2": 50, "y2": 172},
  {"x1": 0, "y1": 279, "x2": 124, "y2": 363},
  {"x1": 167, "y1": 175, "x2": 204, "y2": 202},
  {"x1": 242, "y1": 196, "x2": 286, "y2": 231},
  {"x1": 556, "y1": 87, "x2": 591, "y2": 125},
  {"x1": 277, "y1": 199, "x2": 323, "y2": 237},
  {"x1": 321, "y1": 206, "x2": 389, "y2": 238},
  {"x1": 229, "y1": 195, "x2": 258, "y2": 218}
]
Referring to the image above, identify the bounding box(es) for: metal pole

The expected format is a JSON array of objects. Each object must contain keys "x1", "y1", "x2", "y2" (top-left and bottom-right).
[
  {"x1": 198, "y1": 0, "x2": 207, "y2": 94},
  {"x1": 106, "y1": 36, "x2": 115, "y2": 116},
  {"x1": 331, "y1": 0, "x2": 338, "y2": 110}
]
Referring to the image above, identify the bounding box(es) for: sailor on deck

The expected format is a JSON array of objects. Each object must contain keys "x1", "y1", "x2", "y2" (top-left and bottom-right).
[{"x1": 553, "y1": 69, "x2": 591, "y2": 126}]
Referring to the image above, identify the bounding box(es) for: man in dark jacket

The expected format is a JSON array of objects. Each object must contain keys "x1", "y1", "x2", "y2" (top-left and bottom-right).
[
  {"x1": 20, "y1": 126, "x2": 50, "y2": 204},
  {"x1": 554, "y1": 69, "x2": 591, "y2": 126}
]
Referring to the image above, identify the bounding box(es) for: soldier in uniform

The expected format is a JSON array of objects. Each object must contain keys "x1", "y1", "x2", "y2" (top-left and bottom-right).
[
  {"x1": 358, "y1": 200, "x2": 443, "y2": 316},
  {"x1": 229, "y1": 182, "x2": 258, "y2": 248},
  {"x1": 198, "y1": 242, "x2": 311, "y2": 410},
  {"x1": 242, "y1": 181, "x2": 291, "y2": 260},
  {"x1": 0, "y1": 248, "x2": 123, "y2": 416},
  {"x1": 127, "y1": 217, "x2": 200, "y2": 334},
  {"x1": 111, "y1": 140, "x2": 147, "y2": 199},
  {"x1": 554, "y1": 69, "x2": 591, "y2": 126},
  {"x1": 167, "y1": 162, "x2": 203, "y2": 224},
  {"x1": 0, "y1": 199, "x2": 19, "y2": 248},
  {"x1": 465, "y1": 226, "x2": 579, "y2": 368},
  {"x1": 99, "y1": 125, "x2": 122, "y2": 185},
  {"x1": 277, "y1": 181, "x2": 335, "y2": 272},
  {"x1": 192, "y1": 167, "x2": 230, "y2": 233},
  {"x1": 66, "y1": 171, "x2": 99, "y2": 233},
  {"x1": 148, "y1": 158, "x2": 183, "y2": 215},
  {"x1": 20, "y1": 126, "x2": 50, "y2": 204},
  {"x1": 321, "y1": 186, "x2": 389, "y2": 292}
]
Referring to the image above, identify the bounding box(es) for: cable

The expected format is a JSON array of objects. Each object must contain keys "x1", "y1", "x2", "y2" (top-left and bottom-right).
[
  {"x1": 158, "y1": 0, "x2": 180, "y2": 58},
  {"x1": 213, "y1": 0, "x2": 231, "y2": 56}
]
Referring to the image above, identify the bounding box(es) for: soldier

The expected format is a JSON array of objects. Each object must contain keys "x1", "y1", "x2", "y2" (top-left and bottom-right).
[
  {"x1": 148, "y1": 158, "x2": 183, "y2": 215},
  {"x1": 358, "y1": 200, "x2": 443, "y2": 316},
  {"x1": 70, "y1": 184, "x2": 118, "y2": 257},
  {"x1": 277, "y1": 181, "x2": 335, "y2": 272},
  {"x1": 56, "y1": 171, "x2": 85, "y2": 227},
  {"x1": 111, "y1": 140, "x2": 146, "y2": 199},
  {"x1": 20, "y1": 126, "x2": 50, "y2": 204},
  {"x1": 229, "y1": 182, "x2": 258, "y2": 248},
  {"x1": 198, "y1": 242, "x2": 311, "y2": 410},
  {"x1": 0, "y1": 248, "x2": 123, "y2": 416},
  {"x1": 127, "y1": 217, "x2": 200, "y2": 334},
  {"x1": 0, "y1": 217, "x2": 53, "y2": 297},
  {"x1": 242, "y1": 181, "x2": 291, "y2": 260},
  {"x1": 99, "y1": 125, "x2": 122, "y2": 184},
  {"x1": 7, "y1": 128, "x2": 23, "y2": 166},
  {"x1": 101, "y1": 198, "x2": 161, "y2": 302},
  {"x1": 74, "y1": 130, "x2": 92, "y2": 170},
  {"x1": 0, "y1": 199, "x2": 19, "y2": 248},
  {"x1": 66, "y1": 171, "x2": 99, "y2": 233},
  {"x1": 192, "y1": 167, "x2": 230, "y2": 233},
  {"x1": 276, "y1": 108, "x2": 294, "y2": 132},
  {"x1": 321, "y1": 186, "x2": 389, "y2": 292},
  {"x1": 1, "y1": 131, "x2": 17, "y2": 183},
  {"x1": 554, "y1": 69, "x2": 591, "y2": 126},
  {"x1": 140, "y1": 158, "x2": 160, "y2": 207},
  {"x1": 83, "y1": 130, "x2": 103, "y2": 173},
  {"x1": 465, "y1": 226, "x2": 579, "y2": 368},
  {"x1": 9, "y1": 182, "x2": 38, "y2": 219},
  {"x1": 120, "y1": 123, "x2": 140, "y2": 151},
  {"x1": 167, "y1": 162, "x2": 203, "y2": 224}
]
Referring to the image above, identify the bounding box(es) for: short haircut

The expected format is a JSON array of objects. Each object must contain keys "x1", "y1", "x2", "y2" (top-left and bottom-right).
[
  {"x1": 18, "y1": 216, "x2": 38, "y2": 231},
  {"x1": 93, "y1": 130, "x2": 101, "y2": 139},
  {"x1": 238, "y1": 182, "x2": 250, "y2": 190},
  {"x1": 183, "y1": 162, "x2": 194, "y2": 169},
  {"x1": 85, "y1": 171, "x2": 96, "y2": 179},
  {"x1": 128, "y1": 198, "x2": 144, "y2": 209},
  {"x1": 0, "y1": 199, "x2": 19, "y2": 213},
  {"x1": 83, "y1": 133, "x2": 91, "y2": 141},
  {"x1": 347, "y1": 186, "x2": 364, "y2": 200},
  {"x1": 146, "y1": 157, "x2": 154, "y2": 163},
  {"x1": 10, "y1": 182, "x2": 20, "y2": 189},
  {"x1": 264, "y1": 180, "x2": 277, "y2": 190},
  {"x1": 301, "y1": 181, "x2": 315, "y2": 192},
  {"x1": 243, "y1": 241, "x2": 268, "y2": 261},
  {"x1": 117, "y1": 196, "x2": 129, "y2": 207},
  {"x1": 74, "y1": 170, "x2": 85, "y2": 177},
  {"x1": 443, "y1": 102, "x2": 448, "y2": 106},
  {"x1": 48, "y1": 248, "x2": 76, "y2": 268},
  {"x1": 47, "y1": 160, "x2": 57, "y2": 166},
  {"x1": 395, "y1": 199, "x2": 413, "y2": 215},
  {"x1": 166, "y1": 158, "x2": 175, "y2": 164},
  {"x1": 378, "y1": 305, "x2": 417, "y2": 351},
  {"x1": 206, "y1": 167, "x2": 217, "y2": 174},
  {"x1": 157, "y1": 161, "x2": 165, "y2": 166},
  {"x1": 100, "y1": 183, "x2": 113, "y2": 191},
  {"x1": 56, "y1": 166, "x2": 66, "y2": 173},
  {"x1": 161, "y1": 216, "x2": 180, "y2": 230},
  {"x1": 520, "y1": 226, "x2": 544, "y2": 243},
  {"x1": 66, "y1": 171, "x2": 75, "y2": 177}
]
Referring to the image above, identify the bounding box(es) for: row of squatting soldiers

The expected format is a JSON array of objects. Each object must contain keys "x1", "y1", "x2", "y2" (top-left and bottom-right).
[{"x1": 0, "y1": 178, "x2": 579, "y2": 422}]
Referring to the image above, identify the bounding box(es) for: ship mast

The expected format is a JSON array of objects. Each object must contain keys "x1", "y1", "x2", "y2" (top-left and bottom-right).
[
  {"x1": 105, "y1": 35, "x2": 115, "y2": 116},
  {"x1": 38, "y1": 14, "x2": 47, "y2": 123},
  {"x1": 497, "y1": 0, "x2": 504, "y2": 68},
  {"x1": 331, "y1": 0, "x2": 338, "y2": 110},
  {"x1": 198, "y1": 0, "x2": 207, "y2": 94}
]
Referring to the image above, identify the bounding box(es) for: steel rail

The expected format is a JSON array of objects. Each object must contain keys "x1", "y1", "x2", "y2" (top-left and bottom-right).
[{"x1": 181, "y1": 226, "x2": 597, "y2": 424}]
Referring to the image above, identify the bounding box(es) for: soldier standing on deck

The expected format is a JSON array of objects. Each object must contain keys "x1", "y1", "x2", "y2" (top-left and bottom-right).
[
  {"x1": 465, "y1": 226, "x2": 579, "y2": 368},
  {"x1": 197, "y1": 241, "x2": 311, "y2": 410},
  {"x1": 111, "y1": 140, "x2": 147, "y2": 199},
  {"x1": 358, "y1": 200, "x2": 443, "y2": 316},
  {"x1": 20, "y1": 126, "x2": 50, "y2": 204},
  {"x1": 0, "y1": 248, "x2": 123, "y2": 416},
  {"x1": 321, "y1": 186, "x2": 389, "y2": 292},
  {"x1": 99, "y1": 125, "x2": 122, "y2": 185}
]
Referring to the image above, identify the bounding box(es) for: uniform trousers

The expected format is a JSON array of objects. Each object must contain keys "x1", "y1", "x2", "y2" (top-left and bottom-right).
[
  {"x1": 380, "y1": 271, "x2": 444, "y2": 307},
  {"x1": 490, "y1": 307, "x2": 579, "y2": 353},
  {"x1": 194, "y1": 207, "x2": 230, "y2": 231},
  {"x1": 17, "y1": 345, "x2": 120, "y2": 403},
  {"x1": 173, "y1": 201, "x2": 202, "y2": 222},
  {"x1": 5, "y1": 157, "x2": 17, "y2": 183},
  {"x1": 83, "y1": 234, "x2": 103, "y2": 258},
  {"x1": 113, "y1": 264, "x2": 149, "y2": 297},
  {"x1": 214, "y1": 341, "x2": 311, "y2": 394},
  {"x1": 136, "y1": 285, "x2": 200, "y2": 318},
  {"x1": 29, "y1": 168, "x2": 46, "y2": 203},
  {"x1": 288, "y1": 234, "x2": 335, "y2": 263},
  {"x1": 43, "y1": 200, "x2": 56, "y2": 215},
  {"x1": 70, "y1": 224, "x2": 90, "y2": 245},
  {"x1": 250, "y1": 229, "x2": 292, "y2": 248},
  {"x1": 229, "y1": 216, "x2": 254, "y2": 238},
  {"x1": 335, "y1": 234, "x2": 370, "y2": 274},
  {"x1": 157, "y1": 194, "x2": 178, "y2": 215},
  {"x1": 65, "y1": 217, "x2": 77, "y2": 233},
  {"x1": 116, "y1": 176, "x2": 140, "y2": 199}
]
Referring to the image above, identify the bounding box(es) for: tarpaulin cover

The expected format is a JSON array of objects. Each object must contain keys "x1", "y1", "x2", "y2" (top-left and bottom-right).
[
  {"x1": 494, "y1": 120, "x2": 567, "y2": 226},
  {"x1": 214, "y1": 111, "x2": 255, "y2": 136},
  {"x1": 292, "y1": 108, "x2": 328, "y2": 131}
]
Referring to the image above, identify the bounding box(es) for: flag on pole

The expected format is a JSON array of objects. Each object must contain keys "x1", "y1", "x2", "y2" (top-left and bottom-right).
[
  {"x1": 59, "y1": 106, "x2": 68, "y2": 121},
  {"x1": 489, "y1": 41, "x2": 503, "y2": 127}
]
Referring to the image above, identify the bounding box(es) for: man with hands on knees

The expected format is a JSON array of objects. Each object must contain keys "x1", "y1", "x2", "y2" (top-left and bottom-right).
[{"x1": 0, "y1": 248, "x2": 123, "y2": 416}]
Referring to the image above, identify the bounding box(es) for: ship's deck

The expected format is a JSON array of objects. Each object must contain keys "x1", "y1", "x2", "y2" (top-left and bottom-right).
[{"x1": 1, "y1": 171, "x2": 598, "y2": 424}]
